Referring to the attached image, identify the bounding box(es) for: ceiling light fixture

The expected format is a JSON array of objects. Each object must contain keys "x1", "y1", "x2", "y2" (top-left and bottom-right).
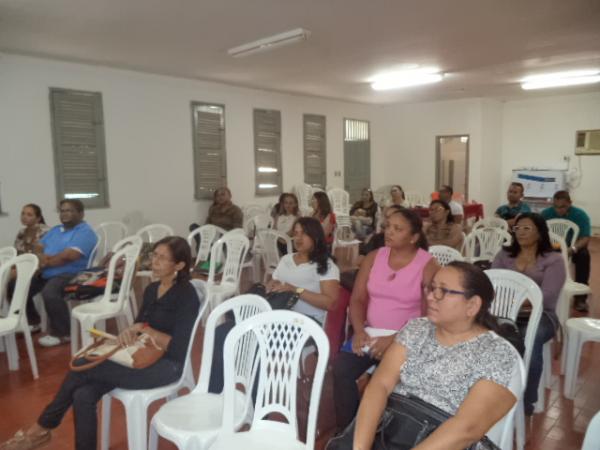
[
  {"x1": 228, "y1": 28, "x2": 311, "y2": 58},
  {"x1": 370, "y1": 67, "x2": 444, "y2": 91},
  {"x1": 521, "y1": 69, "x2": 600, "y2": 90}
]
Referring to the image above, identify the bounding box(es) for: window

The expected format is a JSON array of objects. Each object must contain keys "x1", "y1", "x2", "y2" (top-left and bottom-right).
[
  {"x1": 49, "y1": 88, "x2": 109, "y2": 208},
  {"x1": 253, "y1": 108, "x2": 282, "y2": 196},
  {"x1": 191, "y1": 102, "x2": 227, "y2": 199},
  {"x1": 303, "y1": 114, "x2": 326, "y2": 189},
  {"x1": 343, "y1": 118, "x2": 371, "y2": 202}
]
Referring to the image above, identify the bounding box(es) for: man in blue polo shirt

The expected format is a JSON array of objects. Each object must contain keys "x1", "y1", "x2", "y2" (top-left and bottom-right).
[
  {"x1": 28, "y1": 199, "x2": 98, "y2": 347},
  {"x1": 541, "y1": 190, "x2": 591, "y2": 312},
  {"x1": 495, "y1": 182, "x2": 531, "y2": 227}
]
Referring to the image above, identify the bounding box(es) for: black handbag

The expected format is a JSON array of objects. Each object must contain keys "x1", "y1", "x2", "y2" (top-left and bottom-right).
[
  {"x1": 326, "y1": 393, "x2": 501, "y2": 450},
  {"x1": 247, "y1": 283, "x2": 300, "y2": 310}
]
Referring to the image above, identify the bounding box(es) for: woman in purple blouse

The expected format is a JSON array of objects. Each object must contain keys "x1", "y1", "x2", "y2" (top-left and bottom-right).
[{"x1": 492, "y1": 212, "x2": 565, "y2": 415}]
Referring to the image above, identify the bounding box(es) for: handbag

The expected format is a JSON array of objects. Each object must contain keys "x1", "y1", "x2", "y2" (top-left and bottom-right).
[
  {"x1": 63, "y1": 267, "x2": 122, "y2": 301},
  {"x1": 247, "y1": 283, "x2": 300, "y2": 310},
  {"x1": 325, "y1": 393, "x2": 501, "y2": 450},
  {"x1": 70, "y1": 329, "x2": 170, "y2": 371}
]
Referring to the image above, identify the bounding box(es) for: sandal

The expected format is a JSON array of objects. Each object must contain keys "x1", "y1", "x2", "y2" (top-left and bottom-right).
[{"x1": 0, "y1": 429, "x2": 51, "y2": 450}]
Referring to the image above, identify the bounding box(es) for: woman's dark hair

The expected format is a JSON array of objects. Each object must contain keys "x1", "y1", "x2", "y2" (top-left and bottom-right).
[
  {"x1": 447, "y1": 261, "x2": 498, "y2": 332},
  {"x1": 23, "y1": 203, "x2": 46, "y2": 225},
  {"x1": 293, "y1": 217, "x2": 330, "y2": 275},
  {"x1": 312, "y1": 191, "x2": 332, "y2": 219},
  {"x1": 391, "y1": 185, "x2": 405, "y2": 201},
  {"x1": 387, "y1": 207, "x2": 428, "y2": 250},
  {"x1": 153, "y1": 236, "x2": 192, "y2": 283},
  {"x1": 277, "y1": 193, "x2": 299, "y2": 216},
  {"x1": 361, "y1": 188, "x2": 375, "y2": 204},
  {"x1": 429, "y1": 200, "x2": 454, "y2": 224},
  {"x1": 506, "y1": 213, "x2": 553, "y2": 258},
  {"x1": 212, "y1": 187, "x2": 232, "y2": 205}
]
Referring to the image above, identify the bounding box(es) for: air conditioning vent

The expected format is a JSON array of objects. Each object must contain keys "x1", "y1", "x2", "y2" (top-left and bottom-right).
[{"x1": 575, "y1": 129, "x2": 600, "y2": 155}]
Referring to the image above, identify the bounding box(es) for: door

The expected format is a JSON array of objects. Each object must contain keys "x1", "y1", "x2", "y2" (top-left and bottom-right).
[{"x1": 343, "y1": 119, "x2": 371, "y2": 203}]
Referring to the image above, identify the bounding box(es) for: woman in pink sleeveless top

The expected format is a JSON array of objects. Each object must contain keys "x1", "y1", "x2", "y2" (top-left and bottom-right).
[{"x1": 333, "y1": 207, "x2": 439, "y2": 430}]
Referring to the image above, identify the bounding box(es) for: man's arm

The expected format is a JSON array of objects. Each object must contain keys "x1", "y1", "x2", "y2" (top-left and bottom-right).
[{"x1": 39, "y1": 248, "x2": 82, "y2": 268}]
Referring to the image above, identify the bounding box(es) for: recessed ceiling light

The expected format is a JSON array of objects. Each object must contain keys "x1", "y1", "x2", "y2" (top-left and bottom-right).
[
  {"x1": 521, "y1": 69, "x2": 600, "y2": 90},
  {"x1": 228, "y1": 28, "x2": 311, "y2": 58},
  {"x1": 370, "y1": 67, "x2": 444, "y2": 91}
]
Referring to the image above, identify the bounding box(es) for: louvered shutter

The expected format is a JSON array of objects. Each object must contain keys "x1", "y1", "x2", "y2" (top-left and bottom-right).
[
  {"x1": 50, "y1": 88, "x2": 109, "y2": 208},
  {"x1": 191, "y1": 103, "x2": 227, "y2": 199},
  {"x1": 303, "y1": 114, "x2": 326, "y2": 189},
  {"x1": 253, "y1": 109, "x2": 282, "y2": 196}
]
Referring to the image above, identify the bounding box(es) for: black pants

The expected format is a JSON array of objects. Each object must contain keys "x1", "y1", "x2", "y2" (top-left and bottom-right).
[
  {"x1": 332, "y1": 350, "x2": 377, "y2": 430},
  {"x1": 573, "y1": 247, "x2": 591, "y2": 285},
  {"x1": 27, "y1": 273, "x2": 74, "y2": 337},
  {"x1": 38, "y1": 358, "x2": 181, "y2": 450}
]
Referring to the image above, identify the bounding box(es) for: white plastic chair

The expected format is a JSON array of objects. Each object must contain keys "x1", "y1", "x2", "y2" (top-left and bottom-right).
[
  {"x1": 242, "y1": 214, "x2": 274, "y2": 283},
  {"x1": 428, "y1": 245, "x2": 464, "y2": 266},
  {"x1": 292, "y1": 184, "x2": 314, "y2": 216},
  {"x1": 208, "y1": 310, "x2": 330, "y2": 450},
  {"x1": 148, "y1": 294, "x2": 272, "y2": 450},
  {"x1": 485, "y1": 269, "x2": 543, "y2": 450},
  {"x1": 332, "y1": 222, "x2": 361, "y2": 268},
  {"x1": 0, "y1": 246, "x2": 17, "y2": 262},
  {"x1": 0, "y1": 247, "x2": 17, "y2": 314},
  {"x1": 472, "y1": 217, "x2": 509, "y2": 232},
  {"x1": 70, "y1": 242, "x2": 142, "y2": 354},
  {"x1": 327, "y1": 188, "x2": 350, "y2": 216},
  {"x1": 94, "y1": 221, "x2": 129, "y2": 265},
  {"x1": 87, "y1": 234, "x2": 101, "y2": 269},
  {"x1": 242, "y1": 205, "x2": 267, "y2": 231},
  {"x1": 135, "y1": 224, "x2": 174, "y2": 279},
  {"x1": 404, "y1": 192, "x2": 427, "y2": 208},
  {"x1": 187, "y1": 224, "x2": 226, "y2": 265},
  {"x1": 100, "y1": 279, "x2": 208, "y2": 450},
  {"x1": 463, "y1": 228, "x2": 511, "y2": 263},
  {"x1": 206, "y1": 233, "x2": 250, "y2": 315},
  {"x1": 256, "y1": 229, "x2": 293, "y2": 283},
  {"x1": 581, "y1": 410, "x2": 600, "y2": 450},
  {"x1": 547, "y1": 218, "x2": 580, "y2": 247},
  {"x1": 0, "y1": 254, "x2": 40, "y2": 379},
  {"x1": 563, "y1": 318, "x2": 600, "y2": 400}
]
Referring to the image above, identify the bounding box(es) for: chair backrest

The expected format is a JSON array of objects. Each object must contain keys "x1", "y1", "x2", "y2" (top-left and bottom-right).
[
  {"x1": 208, "y1": 233, "x2": 250, "y2": 288},
  {"x1": 94, "y1": 221, "x2": 129, "y2": 264},
  {"x1": 404, "y1": 192, "x2": 427, "y2": 208},
  {"x1": 547, "y1": 218, "x2": 580, "y2": 246},
  {"x1": 87, "y1": 233, "x2": 101, "y2": 268},
  {"x1": 472, "y1": 217, "x2": 509, "y2": 232},
  {"x1": 96, "y1": 243, "x2": 141, "y2": 309},
  {"x1": 187, "y1": 224, "x2": 226, "y2": 265},
  {"x1": 135, "y1": 224, "x2": 174, "y2": 243},
  {"x1": 256, "y1": 229, "x2": 292, "y2": 274},
  {"x1": 179, "y1": 279, "x2": 209, "y2": 386},
  {"x1": 428, "y1": 245, "x2": 464, "y2": 266},
  {"x1": 485, "y1": 269, "x2": 543, "y2": 373},
  {"x1": 0, "y1": 246, "x2": 17, "y2": 263},
  {"x1": 196, "y1": 294, "x2": 271, "y2": 394},
  {"x1": 327, "y1": 188, "x2": 350, "y2": 216},
  {"x1": 293, "y1": 183, "x2": 313, "y2": 213},
  {"x1": 548, "y1": 231, "x2": 575, "y2": 282},
  {"x1": 220, "y1": 310, "x2": 329, "y2": 450},
  {"x1": 111, "y1": 235, "x2": 143, "y2": 253},
  {"x1": 243, "y1": 204, "x2": 267, "y2": 230},
  {"x1": 244, "y1": 213, "x2": 273, "y2": 239},
  {"x1": 0, "y1": 254, "x2": 39, "y2": 321},
  {"x1": 582, "y1": 410, "x2": 600, "y2": 450},
  {"x1": 463, "y1": 228, "x2": 511, "y2": 262}
]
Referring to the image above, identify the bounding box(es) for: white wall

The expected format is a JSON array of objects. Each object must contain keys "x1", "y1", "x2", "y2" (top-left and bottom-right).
[
  {"x1": 501, "y1": 92, "x2": 600, "y2": 226},
  {"x1": 0, "y1": 54, "x2": 384, "y2": 246}
]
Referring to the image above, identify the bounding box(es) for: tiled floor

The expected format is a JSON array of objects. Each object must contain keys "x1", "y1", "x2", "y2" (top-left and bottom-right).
[{"x1": 0, "y1": 238, "x2": 598, "y2": 449}]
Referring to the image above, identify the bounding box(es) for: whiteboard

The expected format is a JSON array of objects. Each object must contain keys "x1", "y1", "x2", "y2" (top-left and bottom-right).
[{"x1": 511, "y1": 169, "x2": 567, "y2": 199}]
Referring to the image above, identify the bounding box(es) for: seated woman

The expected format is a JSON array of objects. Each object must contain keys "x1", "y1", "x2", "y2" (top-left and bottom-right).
[
  {"x1": 492, "y1": 212, "x2": 565, "y2": 415},
  {"x1": 350, "y1": 188, "x2": 378, "y2": 240},
  {"x1": 333, "y1": 208, "x2": 439, "y2": 430},
  {"x1": 424, "y1": 200, "x2": 463, "y2": 250},
  {"x1": 353, "y1": 262, "x2": 519, "y2": 450},
  {"x1": 382, "y1": 185, "x2": 407, "y2": 210},
  {"x1": 1, "y1": 237, "x2": 201, "y2": 450},
  {"x1": 14, "y1": 203, "x2": 49, "y2": 255},
  {"x1": 272, "y1": 192, "x2": 301, "y2": 237},
  {"x1": 311, "y1": 191, "x2": 336, "y2": 248}
]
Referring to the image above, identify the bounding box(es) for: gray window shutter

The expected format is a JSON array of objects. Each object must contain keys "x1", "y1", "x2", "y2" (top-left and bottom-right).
[
  {"x1": 191, "y1": 102, "x2": 227, "y2": 199},
  {"x1": 50, "y1": 88, "x2": 109, "y2": 208},
  {"x1": 303, "y1": 114, "x2": 326, "y2": 189},
  {"x1": 253, "y1": 109, "x2": 282, "y2": 196}
]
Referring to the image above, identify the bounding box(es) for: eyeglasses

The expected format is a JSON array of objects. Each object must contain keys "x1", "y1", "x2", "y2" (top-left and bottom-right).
[
  {"x1": 429, "y1": 206, "x2": 445, "y2": 213},
  {"x1": 423, "y1": 283, "x2": 468, "y2": 302},
  {"x1": 512, "y1": 225, "x2": 534, "y2": 233},
  {"x1": 151, "y1": 252, "x2": 173, "y2": 263}
]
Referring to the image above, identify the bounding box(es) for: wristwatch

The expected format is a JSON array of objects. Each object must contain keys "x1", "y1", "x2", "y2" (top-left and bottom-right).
[{"x1": 295, "y1": 287, "x2": 305, "y2": 296}]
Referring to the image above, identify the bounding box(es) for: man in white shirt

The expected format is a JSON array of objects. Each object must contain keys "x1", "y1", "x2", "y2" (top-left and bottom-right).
[{"x1": 439, "y1": 185, "x2": 464, "y2": 224}]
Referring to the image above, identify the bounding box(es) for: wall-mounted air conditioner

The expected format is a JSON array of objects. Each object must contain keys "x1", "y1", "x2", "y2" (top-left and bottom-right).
[{"x1": 575, "y1": 129, "x2": 600, "y2": 155}]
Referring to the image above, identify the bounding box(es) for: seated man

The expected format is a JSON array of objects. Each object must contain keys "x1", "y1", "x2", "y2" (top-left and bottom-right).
[
  {"x1": 28, "y1": 199, "x2": 98, "y2": 347},
  {"x1": 541, "y1": 190, "x2": 591, "y2": 312},
  {"x1": 495, "y1": 182, "x2": 531, "y2": 227},
  {"x1": 438, "y1": 185, "x2": 463, "y2": 224}
]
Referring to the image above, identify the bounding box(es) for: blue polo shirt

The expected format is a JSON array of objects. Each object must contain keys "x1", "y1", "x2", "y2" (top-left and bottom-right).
[
  {"x1": 495, "y1": 202, "x2": 531, "y2": 220},
  {"x1": 40, "y1": 222, "x2": 98, "y2": 279},
  {"x1": 541, "y1": 205, "x2": 591, "y2": 246}
]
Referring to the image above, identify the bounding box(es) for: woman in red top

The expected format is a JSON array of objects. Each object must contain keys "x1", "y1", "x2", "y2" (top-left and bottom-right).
[{"x1": 311, "y1": 191, "x2": 336, "y2": 248}]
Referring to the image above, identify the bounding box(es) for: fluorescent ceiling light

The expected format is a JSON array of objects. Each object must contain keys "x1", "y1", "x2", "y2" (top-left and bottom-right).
[
  {"x1": 521, "y1": 69, "x2": 600, "y2": 90},
  {"x1": 258, "y1": 183, "x2": 278, "y2": 189},
  {"x1": 228, "y1": 28, "x2": 311, "y2": 58},
  {"x1": 65, "y1": 193, "x2": 99, "y2": 199},
  {"x1": 258, "y1": 166, "x2": 278, "y2": 173},
  {"x1": 370, "y1": 67, "x2": 443, "y2": 91}
]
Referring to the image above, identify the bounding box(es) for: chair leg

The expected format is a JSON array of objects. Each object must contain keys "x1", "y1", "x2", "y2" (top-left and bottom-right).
[
  {"x1": 124, "y1": 397, "x2": 148, "y2": 450},
  {"x1": 70, "y1": 317, "x2": 80, "y2": 356},
  {"x1": 6, "y1": 334, "x2": 19, "y2": 371},
  {"x1": 564, "y1": 330, "x2": 584, "y2": 400},
  {"x1": 100, "y1": 395, "x2": 112, "y2": 450},
  {"x1": 33, "y1": 294, "x2": 48, "y2": 333},
  {"x1": 21, "y1": 321, "x2": 39, "y2": 379},
  {"x1": 543, "y1": 342, "x2": 552, "y2": 387},
  {"x1": 515, "y1": 400, "x2": 525, "y2": 450},
  {"x1": 148, "y1": 422, "x2": 159, "y2": 450}
]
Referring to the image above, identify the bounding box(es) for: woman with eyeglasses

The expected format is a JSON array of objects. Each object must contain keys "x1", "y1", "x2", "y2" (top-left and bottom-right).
[
  {"x1": 492, "y1": 212, "x2": 565, "y2": 415},
  {"x1": 350, "y1": 188, "x2": 378, "y2": 240},
  {"x1": 352, "y1": 262, "x2": 519, "y2": 450},
  {"x1": 333, "y1": 208, "x2": 439, "y2": 431},
  {"x1": 423, "y1": 199, "x2": 463, "y2": 250},
  {"x1": 1, "y1": 237, "x2": 201, "y2": 450}
]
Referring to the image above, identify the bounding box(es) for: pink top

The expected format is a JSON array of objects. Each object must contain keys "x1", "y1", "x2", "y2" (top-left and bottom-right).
[{"x1": 366, "y1": 247, "x2": 431, "y2": 330}]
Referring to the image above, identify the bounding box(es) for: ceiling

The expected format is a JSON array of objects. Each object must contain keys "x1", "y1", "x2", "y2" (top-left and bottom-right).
[{"x1": 1, "y1": 0, "x2": 600, "y2": 104}]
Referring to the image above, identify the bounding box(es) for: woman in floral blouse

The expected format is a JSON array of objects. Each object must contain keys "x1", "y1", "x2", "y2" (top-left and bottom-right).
[{"x1": 14, "y1": 204, "x2": 49, "y2": 254}]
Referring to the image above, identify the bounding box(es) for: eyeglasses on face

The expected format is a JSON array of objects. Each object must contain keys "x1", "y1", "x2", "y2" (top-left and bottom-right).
[
  {"x1": 423, "y1": 283, "x2": 468, "y2": 302},
  {"x1": 150, "y1": 252, "x2": 173, "y2": 263},
  {"x1": 512, "y1": 225, "x2": 534, "y2": 233}
]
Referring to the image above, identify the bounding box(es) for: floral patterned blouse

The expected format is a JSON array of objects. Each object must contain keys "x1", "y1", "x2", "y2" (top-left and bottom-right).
[{"x1": 14, "y1": 224, "x2": 50, "y2": 254}]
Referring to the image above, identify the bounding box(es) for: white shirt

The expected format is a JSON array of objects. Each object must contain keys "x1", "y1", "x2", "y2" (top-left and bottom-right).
[
  {"x1": 272, "y1": 253, "x2": 340, "y2": 323},
  {"x1": 449, "y1": 200, "x2": 464, "y2": 217},
  {"x1": 274, "y1": 214, "x2": 298, "y2": 235}
]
